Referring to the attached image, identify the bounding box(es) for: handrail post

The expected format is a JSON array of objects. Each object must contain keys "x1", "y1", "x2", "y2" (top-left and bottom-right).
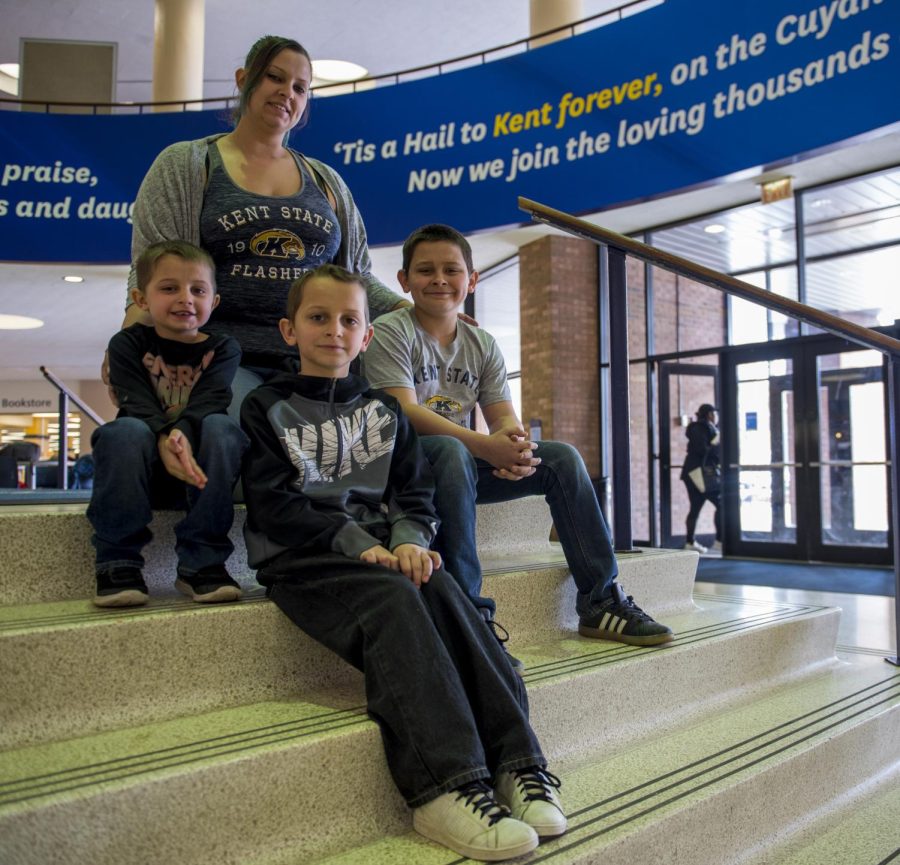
[
  {"x1": 886, "y1": 357, "x2": 900, "y2": 665},
  {"x1": 57, "y1": 392, "x2": 69, "y2": 491},
  {"x1": 607, "y1": 245, "x2": 633, "y2": 550}
]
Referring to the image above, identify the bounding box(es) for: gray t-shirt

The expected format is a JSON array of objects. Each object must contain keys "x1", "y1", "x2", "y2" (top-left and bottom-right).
[
  {"x1": 363, "y1": 308, "x2": 511, "y2": 426},
  {"x1": 199, "y1": 140, "x2": 341, "y2": 360}
]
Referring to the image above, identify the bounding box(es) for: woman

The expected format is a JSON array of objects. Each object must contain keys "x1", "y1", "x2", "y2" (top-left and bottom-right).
[
  {"x1": 680, "y1": 403, "x2": 722, "y2": 553},
  {"x1": 118, "y1": 35, "x2": 407, "y2": 410}
]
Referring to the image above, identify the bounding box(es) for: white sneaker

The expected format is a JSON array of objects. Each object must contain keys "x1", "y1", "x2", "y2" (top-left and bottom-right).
[
  {"x1": 413, "y1": 780, "x2": 538, "y2": 861},
  {"x1": 495, "y1": 767, "x2": 567, "y2": 838},
  {"x1": 711, "y1": 540, "x2": 722, "y2": 552},
  {"x1": 684, "y1": 540, "x2": 708, "y2": 553}
]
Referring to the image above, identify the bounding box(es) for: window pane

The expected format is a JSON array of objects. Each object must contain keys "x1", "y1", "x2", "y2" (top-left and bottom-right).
[
  {"x1": 805, "y1": 246, "x2": 900, "y2": 328},
  {"x1": 803, "y1": 168, "x2": 900, "y2": 258},
  {"x1": 474, "y1": 260, "x2": 520, "y2": 374},
  {"x1": 653, "y1": 198, "x2": 796, "y2": 274}
]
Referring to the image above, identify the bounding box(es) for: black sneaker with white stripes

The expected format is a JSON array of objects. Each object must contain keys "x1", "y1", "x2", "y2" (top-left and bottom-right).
[{"x1": 578, "y1": 583, "x2": 674, "y2": 646}]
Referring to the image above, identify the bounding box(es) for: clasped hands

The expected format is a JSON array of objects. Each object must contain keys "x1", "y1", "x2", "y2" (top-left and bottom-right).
[
  {"x1": 479, "y1": 422, "x2": 540, "y2": 481},
  {"x1": 360, "y1": 543, "x2": 442, "y2": 587}
]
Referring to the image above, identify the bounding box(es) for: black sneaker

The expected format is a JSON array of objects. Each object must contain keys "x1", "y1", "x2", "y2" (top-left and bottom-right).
[
  {"x1": 482, "y1": 612, "x2": 525, "y2": 675},
  {"x1": 93, "y1": 567, "x2": 149, "y2": 608},
  {"x1": 175, "y1": 566, "x2": 242, "y2": 603},
  {"x1": 578, "y1": 583, "x2": 674, "y2": 646}
]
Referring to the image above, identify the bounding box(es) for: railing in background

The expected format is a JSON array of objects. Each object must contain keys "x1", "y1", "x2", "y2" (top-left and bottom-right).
[
  {"x1": 39, "y1": 366, "x2": 104, "y2": 490},
  {"x1": 0, "y1": 0, "x2": 663, "y2": 113},
  {"x1": 518, "y1": 196, "x2": 900, "y2": 668}
]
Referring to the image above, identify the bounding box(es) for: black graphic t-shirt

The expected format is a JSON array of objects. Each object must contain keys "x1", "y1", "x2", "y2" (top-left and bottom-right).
[
  {"x1": 107, "y1": 324, "x2": 241, "y2": 449},
  {"x1": 199, "y1": 141, "x2": 342, "y2": 362}
]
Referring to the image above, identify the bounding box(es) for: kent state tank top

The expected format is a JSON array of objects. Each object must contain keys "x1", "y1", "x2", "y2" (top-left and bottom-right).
[{"x1": 199, "y1": 140, "x2": 342, "y2": 365}]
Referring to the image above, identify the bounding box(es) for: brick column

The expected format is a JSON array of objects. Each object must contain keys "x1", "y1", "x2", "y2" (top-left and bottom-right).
[{"x1": 519, "y1": 235, "x2": 599, "y2": 475}]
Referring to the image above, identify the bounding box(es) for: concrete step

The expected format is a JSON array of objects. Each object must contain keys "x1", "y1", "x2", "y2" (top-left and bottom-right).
[
  {"x1": 0, "y1": 595, "x2": 846, "y2": 865},
  {"x1": 740, "y1": 760, "x2": 900, "y2": 865},
  {"x1": 0, "y1": 558, "x2": 784, "y2": 751},
  {"x1": 301, "y1": 659, "x2": 900, "y2": 865},
  {"x1": 0, "y1": 496, "x2": 555, "y2": 605}
]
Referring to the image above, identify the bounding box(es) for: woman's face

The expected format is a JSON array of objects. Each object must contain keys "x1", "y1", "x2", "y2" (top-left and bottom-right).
[{"x1": 241, "y1": 49, "x2": 312, "y2": 133}]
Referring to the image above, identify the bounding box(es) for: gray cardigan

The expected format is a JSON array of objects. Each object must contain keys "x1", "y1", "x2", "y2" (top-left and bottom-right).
[{"x1": 127, "y1": 133, "x2": 400, "y2": 318}]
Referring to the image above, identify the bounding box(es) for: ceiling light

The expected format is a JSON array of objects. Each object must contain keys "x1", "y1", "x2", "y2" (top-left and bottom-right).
[
  {"x1": 312, "y1": 59, "x2": 368, "y2": 83},
  {"x1": 766, "y1": 227, "x2": 783, "y2": 240},
  {"x1": 810, "y1": 198, "x2": 831, "y2": 208},
  {"x1": 704, "y1": 224, "x2": 725, "y2": 234},
  {"x1": 63, "y1": 275, "x2": 84, "y2": 283},
  {"x1": 0, "y1": 62, "x2": 19, "y2": 96},
  {"x1": 0, "y1": 314, "x2": 43, "y2": 330}
]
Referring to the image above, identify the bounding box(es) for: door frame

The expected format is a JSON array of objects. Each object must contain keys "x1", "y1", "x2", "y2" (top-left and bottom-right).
[{"x1": 721, "y1": 338, "x2": 892, "y2": 565}]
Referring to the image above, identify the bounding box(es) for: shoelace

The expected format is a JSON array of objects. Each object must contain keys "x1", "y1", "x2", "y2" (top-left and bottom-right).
[
  {"x1": 455, "y1": 780, "x2": 511, "y2": 826},
  {"x1": 486, "y1": 619, "x2": 511, "y2": 644},
  {"x1": 608, "y1": 585, "x2": 653, "y2": 623},
  {"x1": 512, "y1": 767, "x2": 562, "y2": 803}
]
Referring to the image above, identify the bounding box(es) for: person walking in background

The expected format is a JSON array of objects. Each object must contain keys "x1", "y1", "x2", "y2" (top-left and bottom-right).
[{"x1": 681, "y1": 403, "x2": 722, "y2": 554}]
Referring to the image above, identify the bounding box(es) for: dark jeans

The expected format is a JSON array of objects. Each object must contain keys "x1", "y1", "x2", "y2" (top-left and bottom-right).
[
  {"x1": 87, "y1": 415, "x2": 248, "y2": 574},
  {"x1": 683, "y1": 477, "x2": 722, "y2": 543},
  {"x1": 260, "y1": 553, "x2": 545, "y2": 807},
  {"x1": 420, "y1": 436, "x2": 619, "y2": 619}
]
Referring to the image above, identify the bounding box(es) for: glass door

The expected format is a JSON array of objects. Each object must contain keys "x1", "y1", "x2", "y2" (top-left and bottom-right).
[
  {"x1": 659, "y1": 362, "x2": 719, "y2": 548},
  {"x1": 722, "y1": 341, "x2": 891, "y2": 564},
  {"x1": 807, "y1": 348, "x2": 890, "y2": 564},
  {"x1": 723, "y1": 350, "x2": 799, "y2": 558}
]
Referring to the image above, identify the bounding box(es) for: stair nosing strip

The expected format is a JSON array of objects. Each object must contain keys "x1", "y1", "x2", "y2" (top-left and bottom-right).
[{"x1": 0, "y1": 604, "x2": 854, "y2": 808}]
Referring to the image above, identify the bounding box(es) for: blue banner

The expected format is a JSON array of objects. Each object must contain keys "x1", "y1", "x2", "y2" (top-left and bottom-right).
[{"x1": 1, "y1": 0, "x2": 898, "y2": 262}]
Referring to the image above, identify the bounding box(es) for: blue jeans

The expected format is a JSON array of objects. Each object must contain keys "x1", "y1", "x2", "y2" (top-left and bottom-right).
[
  {"x1": 260, "y1": 552, "x2": 545, "y2": 807},
  {"x1": 421, "y1": 436, "x2": 619, "y2": 619},
  {"x1": 87, "y1": 415, "x2": 249, "y2": 575}
]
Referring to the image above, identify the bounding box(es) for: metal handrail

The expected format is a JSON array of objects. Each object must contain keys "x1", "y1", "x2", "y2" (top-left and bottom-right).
[
  {"x1": 0, "y1": 0, "x2": 659, "y2": 113},
  {"x1": 518, "y1": 197, "x2": 900, "y2": 357},
  {"x1": 519, "y1": 196, "x2": 900, "y2": 667},
  {"x1": 39, "y1": 366, "x2": 104, "y2": 490}
]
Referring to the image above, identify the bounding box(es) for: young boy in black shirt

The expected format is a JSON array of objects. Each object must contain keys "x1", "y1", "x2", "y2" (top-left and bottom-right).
[
  {"x1": 240, "y1": 263, "x2": 566, "y2": 861},
  {"x1": 88, "y1": 239, "x2": 248, "y2": 607}
]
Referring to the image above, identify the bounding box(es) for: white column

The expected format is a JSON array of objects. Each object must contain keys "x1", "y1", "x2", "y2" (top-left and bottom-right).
[
  {"x1": 529, "y1": 0, "x2": 584, "y2": 48},
  {"x1": 152, "y1": 0, "x2": 205, "y2": 110}
]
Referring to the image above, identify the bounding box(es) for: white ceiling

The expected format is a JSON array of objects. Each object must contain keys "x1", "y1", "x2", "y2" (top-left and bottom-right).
[{"x1": 1, "y1": 0, "x2": 899, "y2": 383}]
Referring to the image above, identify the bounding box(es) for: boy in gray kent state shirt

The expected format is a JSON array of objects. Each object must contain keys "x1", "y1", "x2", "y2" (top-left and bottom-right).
[{"x1": 363, "y1": 223, "x2": 674, "y2": 669}]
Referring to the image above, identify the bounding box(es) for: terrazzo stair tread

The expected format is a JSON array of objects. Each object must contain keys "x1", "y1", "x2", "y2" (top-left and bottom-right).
[
  {"x1": 481, "y1": 547, "x2": 700, "y2": 639},
  {"x1": 0, "y1": 497, "x2": 554, "y2": 605},
  {"x1": 0, "y1": 695, "x2": 405, "y2": 865},
  {"x1": 0, "y1": 602, "x2": 870, "y2": 865},
  {"x1": 295, "y1": 659, "x2": 900, "y2": 865},
  {"x1": 738, "y1": 764, "x2": 900, "y2": 865},
  {"x1": 0, "y1": 591, "x2": 837, "y2": 759},
  {"x1": 0, "y1": 553, "x2": 698, "y2": 751}
]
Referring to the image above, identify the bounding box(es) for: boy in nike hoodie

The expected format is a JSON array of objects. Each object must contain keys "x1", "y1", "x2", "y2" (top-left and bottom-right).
[{"x1": 240, "y1": 264, "x2": 565, "y2": 862}]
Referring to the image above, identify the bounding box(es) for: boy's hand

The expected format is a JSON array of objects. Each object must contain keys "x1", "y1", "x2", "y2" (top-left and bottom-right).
[
  {"x1": 477, "y1": 431, "x2": 540, "y2": 478},
  {"x1": 393, "y1": 544, "x2": 441, "y2": 587},
  {"x1": 158, "y1": 430, "x2": 207, "y2": 489},
  {"x1": 360, "y1": 544, "x2": 399, "y2": 570}
]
